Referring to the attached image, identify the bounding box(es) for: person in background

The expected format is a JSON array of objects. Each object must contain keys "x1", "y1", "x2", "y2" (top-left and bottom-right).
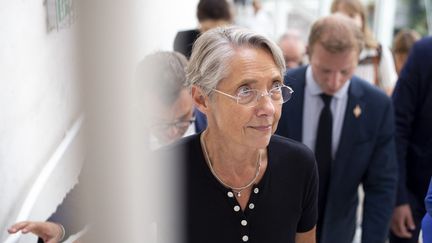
[
  {"x1": 278, "y1": 30, "x2": 306, "y2": 70},
  {"x1": 276, "y1": 14, "x2": 398, "y2": 243},
  {"x1": 390, "y1": 36, "x2": 432, "y2": 243},
  {"x1": 422, "y1": 178, "x2": 432, "y2": 243},
  {"x1": 137, "y1": 51, "x2": 207, "y2": 149},
  {"x1": 173, "y1": 0, "x2": 233, "y2": 59},
  {"x1": 331, "y1": 0, "x2": 398, "y2": 96},
  {"x1": 7, "y1": 51, "x2": 206, "y2": 243},
  {"x1": 179, "y1": 26, "x2": 318, "y2": 243},
  {"x1": 244, "y1": 0, "x2": 274, "y2": 38},
  {"x1": 392, "y1": 29, "x2": 420, "y2": 75}
]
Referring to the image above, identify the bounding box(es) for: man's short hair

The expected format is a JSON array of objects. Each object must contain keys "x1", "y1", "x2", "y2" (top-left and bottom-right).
[
  {"x1": 137, "y1": 51, "x2": 188, "y2": 106},
  {"x1": 308, "y1": 14, "x2": 364, "y2": 56}
]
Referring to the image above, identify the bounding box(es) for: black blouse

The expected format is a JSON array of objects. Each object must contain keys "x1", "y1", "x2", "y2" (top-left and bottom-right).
[{"x1": 171, "y1": 134, "x2": 318, "y2": 243}]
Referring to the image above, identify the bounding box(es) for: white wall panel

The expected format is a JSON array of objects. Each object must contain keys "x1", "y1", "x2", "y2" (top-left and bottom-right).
[{"x1": 0, "y1": 0, "x2": 80, "y2": 240}]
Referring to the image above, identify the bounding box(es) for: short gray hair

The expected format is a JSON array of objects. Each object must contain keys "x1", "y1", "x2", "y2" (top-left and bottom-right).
[
  {"x1": 186, "y1": 26, "x2": 286, "y2": 96},
  {"x1": 137, "y1": 51, "x2": 188, "y2": 106}
]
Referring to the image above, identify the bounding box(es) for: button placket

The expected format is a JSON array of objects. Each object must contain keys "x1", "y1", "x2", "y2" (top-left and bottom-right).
[{"x1": 224, "y1": 188, "x2": 260, "y2": 243}]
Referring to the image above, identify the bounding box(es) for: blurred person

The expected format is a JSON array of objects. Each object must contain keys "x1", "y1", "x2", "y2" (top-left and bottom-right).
[
  {"x1": 244, "y1": 0, "x2": 274, "y2": 38},
  {"x1": 7, "y1": 51, "x2": 206, "y2": 243},
  {"x1": 278, "y1": 30, "x2": 306, "y2": 70},
  {"x1": 175, "y1": 26, "x2": 318, "y2": 242},
  {"x1": 390, "y1": 37, "x2": 432, "y2": 243},
  {"x1": 276, "y1": 14, "x2": 398, "y2": 243},
  {"x1": 392, "y1": 29, "x2": 420, "y2": 75},
  {"x1": 331, "y1": 0, "x2": 398, "y2": 96},
  {"x1": 422, "y1": 178, "x2": 432, "y2": 243},
  {"x1": 138, "y1": 51, "x2": 207, "y2": 149},
  {"x1": 173, "y1": 0, "x2": 233, "y2": 59}
]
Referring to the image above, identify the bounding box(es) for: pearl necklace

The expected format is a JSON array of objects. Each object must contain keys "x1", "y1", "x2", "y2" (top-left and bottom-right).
[{"x1": 200, "y1": 132, "x2": 261, "y2": 197}]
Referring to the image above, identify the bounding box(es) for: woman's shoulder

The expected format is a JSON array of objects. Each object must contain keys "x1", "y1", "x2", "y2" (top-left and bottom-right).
[{"x1": 269, "y1": 135, "x2": 316, "y2": 169}]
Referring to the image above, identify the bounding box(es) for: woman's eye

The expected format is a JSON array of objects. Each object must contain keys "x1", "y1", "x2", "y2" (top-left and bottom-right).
[
  {"x1": 237, "y1": 86, "x2": 250, "y2": 93},
  {"x1": 272, "y1": 81, "x2": 283, "y2": 88},
  {"x1": 237, "y1": 86, "x2": 253, "y2": 97}
]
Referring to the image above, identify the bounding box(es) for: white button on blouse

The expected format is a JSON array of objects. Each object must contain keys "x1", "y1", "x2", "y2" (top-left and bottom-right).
[{"x1": 242, "y1": 235, "x2": 249, "y2": 242}]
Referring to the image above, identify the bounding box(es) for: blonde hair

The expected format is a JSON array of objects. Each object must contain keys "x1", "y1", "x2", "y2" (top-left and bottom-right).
[
  {"x1": 393, "y1": 29, "x2": 420, "y2": 54},
  {"x1": 331, "y1": 0, "x2": 378, "y2": 49}
]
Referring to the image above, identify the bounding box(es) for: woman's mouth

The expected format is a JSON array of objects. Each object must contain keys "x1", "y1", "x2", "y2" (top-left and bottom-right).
[{"x1": 249, "y1": 125, "x2": 272, "y2": 131}]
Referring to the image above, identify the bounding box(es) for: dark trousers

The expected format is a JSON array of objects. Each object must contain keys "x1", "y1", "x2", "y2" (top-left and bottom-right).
[{"x1": 389, "y1": 192, "x2": 425, "y2": 243}]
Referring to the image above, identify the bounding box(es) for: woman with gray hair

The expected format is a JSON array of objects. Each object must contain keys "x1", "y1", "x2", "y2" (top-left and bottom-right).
[{"x1": 168, "y1": 26, "x2": 318, "y2": 243}]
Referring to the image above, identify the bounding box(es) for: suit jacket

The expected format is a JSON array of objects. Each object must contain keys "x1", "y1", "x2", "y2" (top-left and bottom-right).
[
  {"x1": 194, "y1": 108, "x2": 207, "y2": 133},
  {"x1": 426, "y1": 178, "x2": 432, "y2": 216},
  {"x1": 276, "y1": 66, "x2": 398, "y2": 243},
  {"x1": 173, "y1": 29, "x2": 200, "y2": 59},
  {"x1": 423, "y1": 178, "x2": 432, "y2": 242},
  {"x1": 37, "y1": 184, "x2": 85, "y2": 243},
  {"x1": 392, "y1": 37, "x2": 432, "y2": 206}
]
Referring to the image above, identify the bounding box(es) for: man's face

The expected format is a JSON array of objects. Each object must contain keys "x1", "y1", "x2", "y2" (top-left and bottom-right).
[
  {"x1": 152, "y1": 89, "x2": 194, "y2": 145},
  {"x1": 309, "y1": 43, "x2": 358, "y2": 95},
  {"x1": 279, "y1": 38, "x2": 305, "y2": 69}
]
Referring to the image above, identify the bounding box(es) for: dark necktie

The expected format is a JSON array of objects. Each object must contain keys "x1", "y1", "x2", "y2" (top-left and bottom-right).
[{"x1": 315, "y1": 94, "x2": 333, "y2": 240}]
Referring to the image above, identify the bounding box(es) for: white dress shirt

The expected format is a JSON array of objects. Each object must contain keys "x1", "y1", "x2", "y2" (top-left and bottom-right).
[{"x1": 302, "y1": 66, "x2": 350, "y2": 158}]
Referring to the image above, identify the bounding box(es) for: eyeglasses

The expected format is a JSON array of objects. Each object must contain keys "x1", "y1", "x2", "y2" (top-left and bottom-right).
[
  {"x1": 152, "y1": 118, "x2": 196, "y2": 136},
  {"x1": 213, "y1": 85, "x2": 294, "y2": 107}
]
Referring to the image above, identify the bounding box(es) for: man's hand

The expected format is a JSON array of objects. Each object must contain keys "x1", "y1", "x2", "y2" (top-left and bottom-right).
[
  {"x1": 8, "y1": 221, "x2": 64, "y2": 243},
  {"x1": 390, "y1": 204, "x2": 416, "y2": 238}
]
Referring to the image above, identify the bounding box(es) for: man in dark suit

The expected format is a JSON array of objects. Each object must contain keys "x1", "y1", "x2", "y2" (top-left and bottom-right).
[
  {"x1": 276, "y1": 14, "x2": 398, "y2": 243},
  {"x1": 389, "y1": 37, "x2": 432, "y2": 243}
]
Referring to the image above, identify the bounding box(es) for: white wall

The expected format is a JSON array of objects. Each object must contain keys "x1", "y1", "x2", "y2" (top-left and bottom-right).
[
  {"x1": 0, "y1": 0, "x2": 203, "y2": 240},
  {"x1": 142, "y1": 0, "x2": 199, "y2": 54},
  {"x1": 0, "y1": 0, "x2": 81, "y2": 240}
]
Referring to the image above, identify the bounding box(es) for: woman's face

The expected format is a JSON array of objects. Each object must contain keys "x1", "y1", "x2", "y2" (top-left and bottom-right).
[{"x1": 206, "y1": 47, "x2": 283, "y2": 149}]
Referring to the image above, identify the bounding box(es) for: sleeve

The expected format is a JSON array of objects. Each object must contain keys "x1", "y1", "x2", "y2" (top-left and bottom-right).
[
  {"x1": 361, "y1": 99, "x2": 398, "y2": 243},
  {"x1": 173, "y1": 31, "x2": 193, "y2": 59},
  {"x1": 43, "y1": 183, "x2": 87, "y2": 241},
  {"x1": 378, "y1": 46, "x2": 398, "y2": 90},
  {"x1": 426, "y1": 178, "x2": 432, "y2": 216},
  {"x1": 391, "y1": 43, "x2": 421, "y2": 205},
  {"x1": 297, "y1": 157, "x2": 318, "y2": 232},
  {"x1": 173, "y1": 32, "x2": 186, "y2": 56}
]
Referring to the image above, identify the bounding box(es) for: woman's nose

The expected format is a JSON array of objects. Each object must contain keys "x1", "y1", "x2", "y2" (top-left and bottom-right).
[{"x1": 256, "y1": 94, "x2": 275, "y2": 117}]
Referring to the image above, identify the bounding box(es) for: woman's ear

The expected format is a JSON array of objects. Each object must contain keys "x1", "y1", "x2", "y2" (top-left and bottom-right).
[{"x1": 191, "y1": 85, "x2": 209, "y2": 114}]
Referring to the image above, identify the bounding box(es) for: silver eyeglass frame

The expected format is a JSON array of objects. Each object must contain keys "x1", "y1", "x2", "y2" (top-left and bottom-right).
[{"x1": 212, "y1": 85, "x2": 294, "y2": 107}]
